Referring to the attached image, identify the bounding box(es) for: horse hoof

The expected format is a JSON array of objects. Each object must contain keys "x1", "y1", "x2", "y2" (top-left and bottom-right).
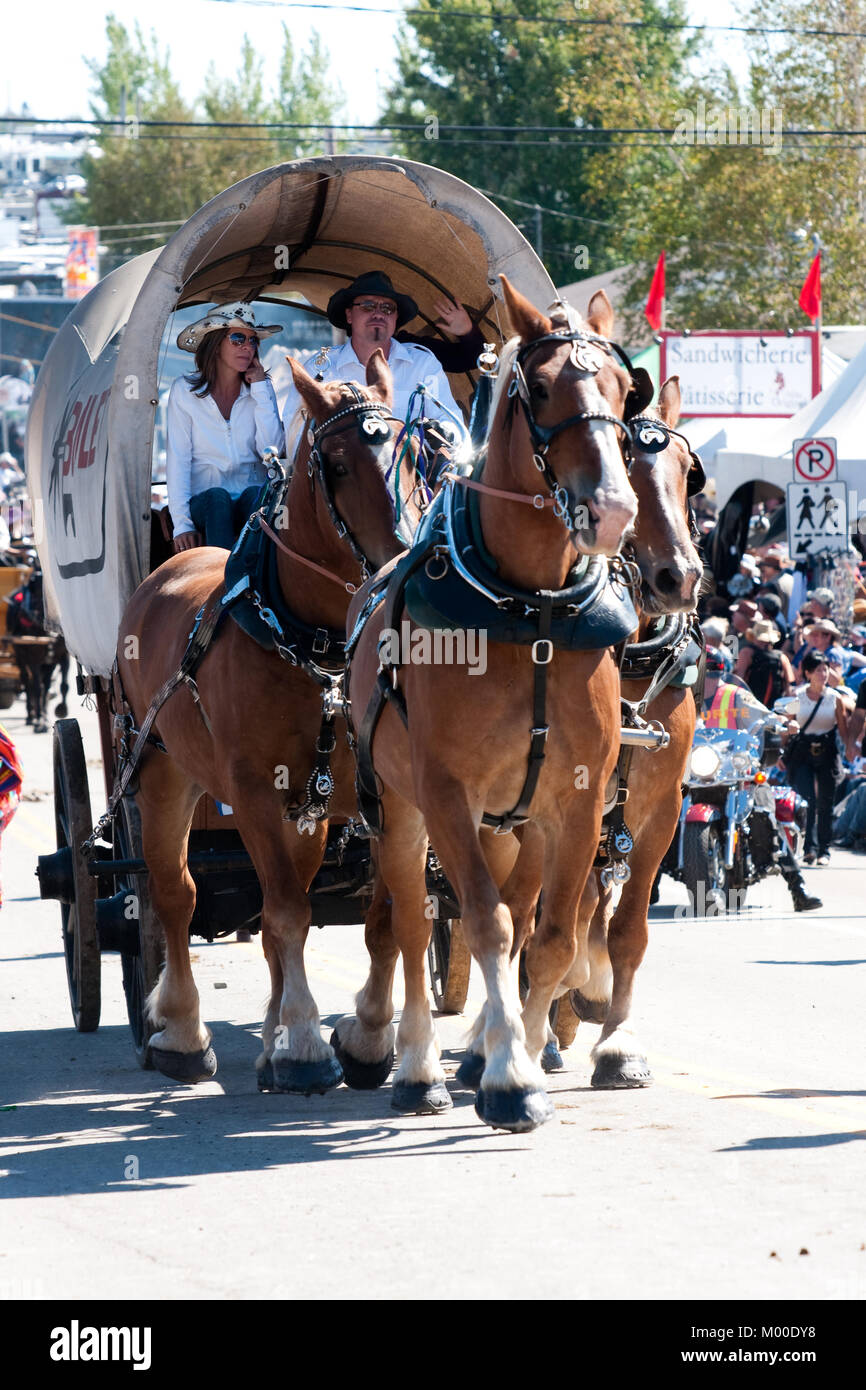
[
  {"x1": 475, "y1": 1086, "x2": 555, "y2": 1133},
  {"x1": 151, "y1": 1045, "x2": 217, "y2": 1084},
  {"x1": 541, "y1": 1040, "x2": 564, "y2": 1073},
  {"x1": 391, "y1": 1079, "x2": 452, "y2": 1114},
  {"x1": 330, "y1": 1027, "x2": 393, "y2": 1090},
  {"x1": 269, "y1": 1054, "x2": 344, "y2": 1095},
  {"x1": 591, "y1": 1053, "x2": 653, "y2": 1089},
  {"x1": 569, "y1": 989, "x2": 609, "y2": 1024},
  {"x1": 455, "y1": 1051, "x2": 485, "y2": 1090},
  {"x1": 55, "y1": 703, "x2": 68, "y2": 718}
]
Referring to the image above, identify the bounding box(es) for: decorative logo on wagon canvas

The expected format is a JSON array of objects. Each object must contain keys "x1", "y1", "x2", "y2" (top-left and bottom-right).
[
  {"x1": 377, "y1": 621, "x2": 487, "y2": 675},
  {"x1": 49, "y1": 1320, "x2": 152, "y2": 1371},
  {"x1": 46, "y1": 351, "x2": 116, "y2": 577}
]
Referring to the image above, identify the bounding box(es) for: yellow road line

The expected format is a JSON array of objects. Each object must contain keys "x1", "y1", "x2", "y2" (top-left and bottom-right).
[{"x1": 287, "y1": 956, "x2": 866, "y2": 1133}]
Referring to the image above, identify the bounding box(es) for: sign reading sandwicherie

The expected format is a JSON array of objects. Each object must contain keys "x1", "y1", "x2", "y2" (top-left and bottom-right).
[{"x1": 659, "y1": 331, "x2": 819, "y2": 417}]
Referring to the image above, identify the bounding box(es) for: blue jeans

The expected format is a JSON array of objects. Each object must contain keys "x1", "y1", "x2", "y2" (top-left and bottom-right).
[
  {"x1": 833, "y1": 782, "x2": 866, "y2": 838},
  {"x1": 188, "y1": 485, "x2": 263, "y2": 550}
]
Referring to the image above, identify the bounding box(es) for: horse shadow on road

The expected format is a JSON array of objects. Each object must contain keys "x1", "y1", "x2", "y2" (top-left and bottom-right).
[
  {"x1": 720, "y1": 1131, "x2": 866, "y2": 1151},
  {"x1": 0, "y1": 1019, "x2": 527, "y2": 1198}
]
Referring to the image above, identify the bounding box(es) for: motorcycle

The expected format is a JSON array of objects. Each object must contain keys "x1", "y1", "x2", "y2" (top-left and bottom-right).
[{"x1": 662, "y1": 713, "x2": 808, "y2": 915}]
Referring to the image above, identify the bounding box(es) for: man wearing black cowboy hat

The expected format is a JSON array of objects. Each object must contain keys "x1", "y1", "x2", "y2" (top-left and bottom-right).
[{"x1": 282, "y1": 270, "x2": 466, "y2": 458}]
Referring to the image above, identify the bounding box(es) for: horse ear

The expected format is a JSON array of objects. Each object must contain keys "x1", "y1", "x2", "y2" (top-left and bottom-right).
[
  {"x1": 586, "y1": 289, "x2": 615, "y2": 339},
  {"x1": 499, "y1": 274, "x2": 552, "y2": 343},
  {"x1": 365, "y1": 348, "x2": 393, "y2": 409},
  {"x1": 287, "y1": 356, "x2": 329, "y2": 416},
  {"x1": 657, "y1": 375, "x2": 682, "y2": 427}
]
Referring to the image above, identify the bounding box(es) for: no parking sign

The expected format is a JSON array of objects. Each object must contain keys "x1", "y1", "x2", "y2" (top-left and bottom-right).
[{"x1": 793, "y1": 437, "x2": 837, "y2": 483}]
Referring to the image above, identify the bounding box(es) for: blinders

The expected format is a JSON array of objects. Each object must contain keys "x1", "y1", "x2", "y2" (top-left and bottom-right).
[{"x1": 631, "y1": 416, "x2": 706, "y2": 497}]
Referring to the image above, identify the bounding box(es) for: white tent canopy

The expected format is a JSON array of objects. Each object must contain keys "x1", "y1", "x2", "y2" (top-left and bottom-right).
[
  {"x1": 713, "y1": 340, "x2": 866, "y2": 509},
  {"x1": 26, "y1": 156, "x2": 555, "y2": 676}
]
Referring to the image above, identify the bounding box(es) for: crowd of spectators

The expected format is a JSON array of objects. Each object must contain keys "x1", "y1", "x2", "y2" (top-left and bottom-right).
[{"x1": 696, "y1": 529, "x2": 866, "y2": 864}]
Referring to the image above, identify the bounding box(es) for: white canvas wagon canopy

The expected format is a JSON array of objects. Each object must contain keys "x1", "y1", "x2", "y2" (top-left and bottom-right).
[{"x1": 27, "y1": 156, "x2": 555, "y2": 675}]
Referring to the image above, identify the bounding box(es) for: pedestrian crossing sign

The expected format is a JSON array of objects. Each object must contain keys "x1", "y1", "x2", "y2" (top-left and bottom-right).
[{"x1": 786, "y1": 481, "x2": 848, "y2": 558}]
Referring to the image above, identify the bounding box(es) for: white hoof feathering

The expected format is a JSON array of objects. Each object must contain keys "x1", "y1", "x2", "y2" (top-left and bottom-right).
[
  {"x1": 335, "y1": 1013, "x2": 395, "y2": 1064},
  {"x1": 591, "y1": 1026, "x2": 642, "y2": 1064}
]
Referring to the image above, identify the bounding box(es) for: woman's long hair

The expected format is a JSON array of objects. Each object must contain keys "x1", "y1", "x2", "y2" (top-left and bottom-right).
[
  {"x1": 186, "y1": 329, "x2": 227, "y2": 397},
  {"x1": 185, "y1": 326, "x2": 270, "y2": 396}
]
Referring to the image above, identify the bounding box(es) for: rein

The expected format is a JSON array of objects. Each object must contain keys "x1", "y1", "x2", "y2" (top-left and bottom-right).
[
  {"x1": 441, "y1": 470, "x2": 558, "y2": 510},
  {"x1": 257, "y1": 514, "x2": 359, "y2": 594}
]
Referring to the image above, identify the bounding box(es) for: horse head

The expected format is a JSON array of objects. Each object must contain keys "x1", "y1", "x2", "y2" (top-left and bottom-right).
[
  {"x1": 288, "y1": 351, "x2": 421, "y2": 576},
  {"x1": 626, "y1": 376, "x2": 704, "y2": 614},
  {"x1": 497, "y1": 276, "x2": 638, "y2": 557}
]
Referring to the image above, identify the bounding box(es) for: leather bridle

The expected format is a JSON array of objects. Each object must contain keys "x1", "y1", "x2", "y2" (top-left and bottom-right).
[
  {"x1": 305, "y1": 382, "x2": 400, "y2": 579},
  {"x1": 628, "y1": 414, "x2": 706, "y2": 543},
  {"x1": 508, "y1": 328, "x2": 640, "y2": 534}
]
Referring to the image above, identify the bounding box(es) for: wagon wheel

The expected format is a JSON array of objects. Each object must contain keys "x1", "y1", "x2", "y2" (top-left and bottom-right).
[
  {"x1": 427, "y1": 917, "x2": 472, "y2": 1014},
  {"x1": 54, "y1": 719, "x2": 101, "y2": 1032},
  {"x1": 116, "y1": 797, "x2": 164, "y2": 1068}
]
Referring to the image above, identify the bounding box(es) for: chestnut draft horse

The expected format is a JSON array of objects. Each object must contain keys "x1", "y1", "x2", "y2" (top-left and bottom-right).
[
  {"x1": 474, "y1": 377, "x2": 704, "y2": 1090},
  {"x1": 117, "y1": 352, "x2": 420, "y2": 1090},
  {"x1": 336, "y1": 278, "x2": 644, "y2": 1133},
  {"x1": 571, "y1": 377, "x2": 704, "y2": 1085}
]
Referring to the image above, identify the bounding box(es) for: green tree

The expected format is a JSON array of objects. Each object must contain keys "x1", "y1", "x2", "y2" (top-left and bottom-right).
[
  {"x1": 620, "y1": 0, "x2": 866, "y2": 336},
  {"x1": 272, "y1": 26, "x2": 346, "y2": 159},
  {"x1": 379, "y1": 0, "x2": 697, "y2": 293},
  {"x1": 69, "y1": 16, "x2": 344, "y2": 270}
]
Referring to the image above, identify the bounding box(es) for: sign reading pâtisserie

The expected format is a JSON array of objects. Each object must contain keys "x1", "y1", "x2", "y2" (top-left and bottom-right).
[{"x1": 659, "y1": 331, "x2": 819, "y2": 417}]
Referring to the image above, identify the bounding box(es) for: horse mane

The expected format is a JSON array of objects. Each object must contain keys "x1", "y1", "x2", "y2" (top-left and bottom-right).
[{"x1": 487, "y1": 334, "x2": 520, "y2": 430}]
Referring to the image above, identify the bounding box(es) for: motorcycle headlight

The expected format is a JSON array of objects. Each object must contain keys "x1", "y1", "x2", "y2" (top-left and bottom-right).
[
  {"x1": 731, "y1": 752, "x2": 751, "y2": 772},
  {"x1": 690, "y1": 744, "x2": 721, "y2": 780}
]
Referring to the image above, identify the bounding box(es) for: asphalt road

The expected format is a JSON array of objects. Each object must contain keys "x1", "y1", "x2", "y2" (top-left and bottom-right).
[{"x1": 2, "y1": 690, "x2": 865, "y2": 1304}]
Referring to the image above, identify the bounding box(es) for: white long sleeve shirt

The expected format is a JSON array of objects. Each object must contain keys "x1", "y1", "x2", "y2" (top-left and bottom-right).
[
  {"x1": 165, "y1": 375, "x2": 283, "y2": 536},
  {"x1": 281, "y1": 338, "x2": 464, "y2": 462}
]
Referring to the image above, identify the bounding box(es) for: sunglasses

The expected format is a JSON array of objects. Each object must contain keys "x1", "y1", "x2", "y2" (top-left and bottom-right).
[
  {"x1": 227, "y1": 331, "x2": 259, "y2": 346},
  {"x1": 352, "y1": 300, "x2": 398, "y2": 315}
]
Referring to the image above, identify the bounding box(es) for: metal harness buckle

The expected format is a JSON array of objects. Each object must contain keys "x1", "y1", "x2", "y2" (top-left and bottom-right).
[{"x1": 532, "y1": 639, "x2": 554, "y2": 666}]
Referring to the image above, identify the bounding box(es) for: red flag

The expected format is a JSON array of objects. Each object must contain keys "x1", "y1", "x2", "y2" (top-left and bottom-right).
[
  {"x1": 799, "y1": 253, "x2": 821, "y2": 322},
  {"x1": 645, "y1": 251, "x2": 665, "y2": 331}
]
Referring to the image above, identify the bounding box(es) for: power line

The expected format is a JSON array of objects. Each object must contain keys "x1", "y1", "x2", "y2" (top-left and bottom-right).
[
  {"x1": 8, "y1": 114, "x2": 866, "y2": 139},
  {"x1": 201, "y1": 0, "x2": 866, "y2": 41}
]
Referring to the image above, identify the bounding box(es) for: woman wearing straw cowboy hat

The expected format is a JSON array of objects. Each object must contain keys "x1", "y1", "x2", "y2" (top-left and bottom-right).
[
  {"x1": 735, "y1": 617, "x2": 795, "y2": 706},
  {"x1": 281, "y1": 270, "x2": 465, "y2": 463},
  {"x1": 166, "y1": 302, "x2": 284, "y2": 552}
]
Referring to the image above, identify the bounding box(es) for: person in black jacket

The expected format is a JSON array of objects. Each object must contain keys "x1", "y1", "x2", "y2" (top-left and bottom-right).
[{"x1": 399, "y1": 295, "x2": 485, "y2": 373}]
